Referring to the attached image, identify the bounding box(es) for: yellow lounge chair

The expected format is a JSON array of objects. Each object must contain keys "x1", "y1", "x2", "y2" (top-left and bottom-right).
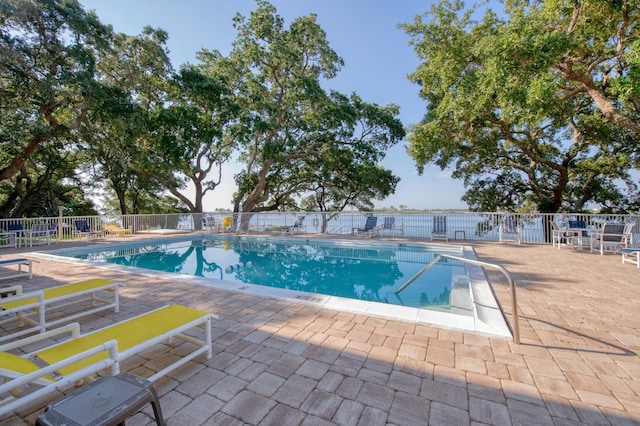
[
  {"x1": 103, "y1": 224, "x2": 133, "y2": 237},
  {"x1": 219, "y1": 216, "x2": 233, "y2": 232},
  {"x1": 0, "y1": 304, "x2": 215, "y2": 418},
  {"x1": 0, "y1": 278, "x2": 123, "y2": 343}
]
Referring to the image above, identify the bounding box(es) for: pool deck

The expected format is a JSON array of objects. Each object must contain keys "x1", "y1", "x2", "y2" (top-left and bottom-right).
[{"x1": 1, "y1": 234, "x2": 639, "y2": 425}]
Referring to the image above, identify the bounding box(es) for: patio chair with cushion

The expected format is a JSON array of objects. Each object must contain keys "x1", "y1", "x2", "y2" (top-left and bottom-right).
[
  {"x1": 353, "y1": 216, "x2": 378, "y2": 238},
  {"x1": 29, "y1": 224, "x2": 54, "y2": 246},
  {"x1": 431, "y1": 215, "x2": 448, "y2": 241},
  {"x1": 73, "y1": 220, "x2": 101, "y2": 239},
  {"x1": 590, "y1": 223, "x2": 632, "y2": 255},
  {"x1": 567, "y1": 220, "x2": 589, "y2": 249},
  {"x1": 499, "y1": 216, "x2": 521, "y2": 244},
  {"x1": 7, "y1": 224, "x2": 31, "y2": 248},
  {"x1": 378, "y1": 217, "x2": 403, "y2": 237},
  {"x1": 0, "y1": 304, "x2": 215, "y2": 418},
  {"x1": 0, "y1": 278, "x2": 123, "y2": 343}
]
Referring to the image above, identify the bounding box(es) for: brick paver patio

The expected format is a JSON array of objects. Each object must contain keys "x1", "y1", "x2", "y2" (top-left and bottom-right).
[{"x1": 1, "y1": 235, "x2": 639, "y2": 425}]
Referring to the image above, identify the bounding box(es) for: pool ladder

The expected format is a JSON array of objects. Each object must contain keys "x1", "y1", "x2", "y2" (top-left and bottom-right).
[{"x1": 396, "y1": 254, "x2": 520, "y2": 344}]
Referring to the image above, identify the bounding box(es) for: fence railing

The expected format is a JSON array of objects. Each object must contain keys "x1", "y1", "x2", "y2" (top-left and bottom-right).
[{"x1": 1, "y1": 211, "x2": 639, "y2": 246}]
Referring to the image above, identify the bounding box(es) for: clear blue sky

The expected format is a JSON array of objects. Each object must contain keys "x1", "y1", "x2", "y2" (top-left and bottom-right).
[{"x1": 80, "y1": 0, "x2": 470, "y2": 211}]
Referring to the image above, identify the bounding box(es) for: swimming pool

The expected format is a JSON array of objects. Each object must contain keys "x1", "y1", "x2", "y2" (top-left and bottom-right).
[{"x1": 38, "y1": 236, "x2": 512, "y2": 338}]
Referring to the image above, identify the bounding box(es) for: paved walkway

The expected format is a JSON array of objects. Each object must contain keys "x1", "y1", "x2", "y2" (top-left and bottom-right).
[{"x1": 1, "y1": 236, "x2": 639, "y2": 425}]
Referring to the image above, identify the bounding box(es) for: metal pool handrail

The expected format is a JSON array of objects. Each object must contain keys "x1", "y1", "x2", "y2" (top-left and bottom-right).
[{"x1": 396, "y1": 254, "x2": 520, "y2": 344}]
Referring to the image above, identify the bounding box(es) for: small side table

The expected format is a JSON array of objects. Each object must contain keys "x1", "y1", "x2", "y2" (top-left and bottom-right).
[
  {"x1": 454, "y1": 230, "x2": 466, "y2": 240},
  {"x1": 36, "y1": 373, "x2": 165, "y2": 426}
]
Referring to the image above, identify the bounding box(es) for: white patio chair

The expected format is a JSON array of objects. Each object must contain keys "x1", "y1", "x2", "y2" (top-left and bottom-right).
[
  {"x1": 551, "y1": 221, "x2": 566, "y2": 248},
  {"x1": 590, "y1": 223, "x2": 630, "y2": 255},
  {"x1": 499, "y1": 216, "x2": 521, "y2": 244},
  {"x1": 282, "y1": 216, "x2": 307, "y2": 234}
]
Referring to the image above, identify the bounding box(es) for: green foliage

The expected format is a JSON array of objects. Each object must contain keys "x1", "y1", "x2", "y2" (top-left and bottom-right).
[
  {"x1": 0, "y1": 140, "x2": 86, "y2": 217},
  {"x1": 1, "y1": 0, "x2": 406, "y2": 218},
  {"x1": 403, "y1": 0, "x2": 640, "y2": 213},
  {"x1": 141, "y1": 64, "x2": 239, "y2": 213},
  {"x1": 0, "y1": 0, "x2": 113, "y2": 182},
  {"x1": 216, "y1": 1, "x2": 404, "y2": 220},
  {"x1": 300, "y1": 145, "x2": 399, "y2": 213}
]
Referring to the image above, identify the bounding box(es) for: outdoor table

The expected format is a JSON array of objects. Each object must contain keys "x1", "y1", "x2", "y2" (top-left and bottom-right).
[{"x1": 36, "y1": 373, "x2": 165, "y2": 426}]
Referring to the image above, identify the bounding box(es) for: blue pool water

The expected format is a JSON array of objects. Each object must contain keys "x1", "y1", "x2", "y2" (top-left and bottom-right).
[{"x1": 51, "y1": 236, "x2": 473, "y2": 314}]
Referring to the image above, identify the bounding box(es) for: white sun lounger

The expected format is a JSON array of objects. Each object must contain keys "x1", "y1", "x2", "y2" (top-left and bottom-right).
[
  {"x1": 0, "y1": 304, "x2": 215, "y2": 418},
  {"x1": 618, "y1": 247, "x2": 640, "y2": 268},
  {"x1": 0, "y1": 258, "x2": 33, "y2": 281},
  {"x1": 0, "y1": 278, "x2": 123, "y2": 343}
]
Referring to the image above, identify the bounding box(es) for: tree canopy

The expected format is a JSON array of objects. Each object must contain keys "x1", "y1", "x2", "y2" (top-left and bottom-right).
[
  {"x1": 208, "y1": 1, "x2": 405, "y2": 228},
  {"x1": 403, "y1": 0, "x2": 640, "y2": 213},
  {"x1": 0, "y1": 0, "x2": 403, "y2": 218}
]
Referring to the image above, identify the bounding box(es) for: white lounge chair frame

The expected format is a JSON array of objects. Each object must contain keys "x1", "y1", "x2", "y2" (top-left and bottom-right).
[
  {"x1": 618, "y1": 248, "x2": 640, "y2": 268},
  {"x1": 0, "y1": 258, "x2": 33, "y2": 281},
  {"x1": 282, "y1": 216, "x2": 306, "y2": 234},
  {"x1": 103, "y1": 224, "x2": 133, "y2": 237},
  {"x1": 0, "y1": 330, "x2": 120, "y2": 419},
  {"x1": 0, "y1": 279, "x2": 123, "y2": 343},
  {"x1": 0, "y1": 304, "x2": 215, "y2": 418}
]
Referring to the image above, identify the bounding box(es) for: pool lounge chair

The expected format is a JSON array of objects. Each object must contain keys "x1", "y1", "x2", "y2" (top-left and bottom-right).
[
  {"x1": 431, "y1": 216, "x2": 448, "y2": 241},
  {"x1": 499, "y1": 217, "x2": 521, "y2": 244},
  {"x1": 618, "y1": 247, "x2": 640, "y2": 268},
  {"x1": 282, "y1": 216, "x2": 306, "y2": 234},
  {"x1": 103, "y1": 223, "x2": 133, "y2": 237},
  {"x1": 0, "y1": 278, "x2": 123, "y2": 343},
  {"x1": 73, "y1": 220, "x2": 101, "y2": 239},
  {"x1": 0, "y1": 304, "x2": 215, "y2": 418},
  {"x1": 0, "y1": 258, "x2": 33, "y2": 282},
  {"x1": 353, "y1": 216, "x2": 378, "y2": 238}
]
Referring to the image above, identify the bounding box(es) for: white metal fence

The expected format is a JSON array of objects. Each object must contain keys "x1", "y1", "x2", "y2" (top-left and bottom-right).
[{"x1": 1, "y1": 211, "x2": 639, "y2": 247}]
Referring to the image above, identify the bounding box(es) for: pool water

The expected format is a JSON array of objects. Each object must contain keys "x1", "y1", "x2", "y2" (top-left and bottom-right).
[{"x1": 56, "y1": 236, "x2": 473, "y2": 315}]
